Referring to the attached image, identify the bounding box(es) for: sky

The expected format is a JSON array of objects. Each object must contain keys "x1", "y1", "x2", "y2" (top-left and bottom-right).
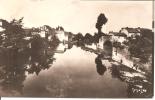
[{"x1": 0, "y1": 0, "x2": 153, "y2": 35}]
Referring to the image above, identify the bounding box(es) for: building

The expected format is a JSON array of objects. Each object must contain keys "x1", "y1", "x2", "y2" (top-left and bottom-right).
[
  {"x1": 120, "y1": 27, "x2": 141, "y2": 39},
  {"x1": 110, "y1": 31, "x2": 127, "y2": 44},
  {"x1": 65, "y1": 32, "x2": 74, "y2": 42},
  {"x1": 24, "y1": 28, "x2": 32, "y2": 36},
  {"x1": 55, "y1": 26, "x2": 69, "y2": 43}
]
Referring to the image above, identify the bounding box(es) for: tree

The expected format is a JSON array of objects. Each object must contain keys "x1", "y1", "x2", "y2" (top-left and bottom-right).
[
  {"x1": 1, "y1": 18, "x2": 25, "y2": 48},
  {"x1": 73, "y1": 32, "x2": 83, "y2": 41},
  {"x1": 96, "y1": 13, "x2": 108, "y2": 34},
  {"x1": 85, "y1": 33, "x2": 92, "y2": 39},
  {"x1": 84, "y1": 33, "x2": 93, "y2": 44}
]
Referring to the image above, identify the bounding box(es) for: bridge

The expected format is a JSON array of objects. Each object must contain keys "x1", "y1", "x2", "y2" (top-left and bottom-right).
[{"x1": 97, "y1": 35, "x2": 113, "y2": 49}]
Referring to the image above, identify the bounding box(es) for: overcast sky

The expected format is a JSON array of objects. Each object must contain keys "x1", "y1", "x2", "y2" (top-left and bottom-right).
[{"x1": 0, "y1": 0, "x2": 153, "y2": 35}]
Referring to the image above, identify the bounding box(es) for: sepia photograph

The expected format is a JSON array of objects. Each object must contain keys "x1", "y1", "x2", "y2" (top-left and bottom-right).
[{"x1": 0, "y1": 0, "x2": 154, "y2": 98}]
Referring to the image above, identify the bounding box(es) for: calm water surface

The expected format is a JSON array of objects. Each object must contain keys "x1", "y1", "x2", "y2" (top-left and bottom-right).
[
  {"x1": 0, "y1": 42, "x2": 152, "y2": 97},
  {"x1": 23, "y1": 46, "x2": 127, "y2": 97}
]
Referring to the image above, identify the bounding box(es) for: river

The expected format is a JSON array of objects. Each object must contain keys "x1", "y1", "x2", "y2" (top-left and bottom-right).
[
  {"x1": 23, "y1": 45, "x2": 127, "y2": 97},
  {"x1": 0, "y1": 41, "x2": 152, "y2": 98}
]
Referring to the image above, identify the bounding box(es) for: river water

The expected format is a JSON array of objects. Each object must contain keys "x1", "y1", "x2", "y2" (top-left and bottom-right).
[
  {"x1": 0, "y1": 41, "x2": 152, "y2": 98},
  {"x1": 23, "y1": 46, "x2": 127, "y2": 97}
]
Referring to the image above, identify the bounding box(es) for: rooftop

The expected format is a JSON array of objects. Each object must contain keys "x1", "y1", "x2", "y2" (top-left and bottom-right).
[
  {"x1": 122, "y1": 27, "x2": 141, "y2": 33},
  {"x1": 109, "y1": 31, "x2": 127, "y2": 37}
]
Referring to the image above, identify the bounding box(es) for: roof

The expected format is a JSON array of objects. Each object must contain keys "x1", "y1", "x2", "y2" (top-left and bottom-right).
[
  {"x1": 123, "y1": 27, "x2": 141, "y2": 33},
  {"x1": 109, "y1": 32, "x2": 119, "y2": 34},
  {"x1": 114, "y1": 33, "x2": 127, "y2": 37},
  {"x1": 109, "y1": 31, "x2": 127, "y2": 37}
]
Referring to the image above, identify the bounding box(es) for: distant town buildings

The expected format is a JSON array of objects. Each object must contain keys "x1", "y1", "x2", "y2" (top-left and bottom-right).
[
  {"x1": 55, "y1": 26, "x2": 68, "y2": 43},
  {"x1": 109, "y1": 31, "x2": 127, "y2": 44},
  {"x1": 55, "y1": 26, "x2": 74, "y2": 43},
  {"x1": 120, "y1": 27, "x2": 141, "y2": 39}
]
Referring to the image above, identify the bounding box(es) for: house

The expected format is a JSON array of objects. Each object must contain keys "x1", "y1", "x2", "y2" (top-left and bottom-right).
[
  {"x1": 64, "y1": 32, "x2": 74, "y2": 42},
  {"x1": 24, "y1": 28, "x2": 32, "y2": 36},
  {"x1": 40, "y1": 25, "x2": 56, "y2": 40},
  {"x1": 31, "y1": 27, "x2": 41, "y2": 35},
  {"x1": 25, "y1": 27, "x2": 47, "y2": 38},
  {"x1": 120, "y1": 27, "x2": 141, "y2": 39},
  {"x1": 46, "y1": 28, "x2": 57, "y2": 41},
  {"x1": 55, "y1": 26, "x2": 68, "y2": 43},
  {"x1": 110, "y1": 31, "x2": 127, "y2": 44}
]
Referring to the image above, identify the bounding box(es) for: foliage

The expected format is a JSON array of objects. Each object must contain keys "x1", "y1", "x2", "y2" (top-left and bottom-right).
[
  {"x1": 96, "y1": 13, "x2": 108, "y2": 33},
  {"x1": 113, "y1": 41, "x2": 124, "y2": 49},
  {"x1": 83, "y1": 33, "x2": 93, "y2": 45},
  {"x1": 0, "y1": 18, "x2": 25, "y2": 49},
  {"x1": 73, "y1": 32, "x2": 83, "y2": 41},
  {"x1": 127, "y1": 35, "x2": 152, "y2": 63}
]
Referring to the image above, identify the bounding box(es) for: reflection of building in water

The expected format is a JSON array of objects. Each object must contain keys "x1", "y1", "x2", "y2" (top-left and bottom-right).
[
  {"x1": 85, "y1": 34, "x2": 143, "y2": 69},
  {"x1": 56, "y1": 43, "x2": 67, "y2": 51},
  {"x1": 54, "y1": 42, "x2": 73, "y2": 54},
  {"x1": 112, "y1": 46, "x2": 149, "y2": 72},
  {"x1": 112, "y1": 47, "x2": 134, "y2": 67}
]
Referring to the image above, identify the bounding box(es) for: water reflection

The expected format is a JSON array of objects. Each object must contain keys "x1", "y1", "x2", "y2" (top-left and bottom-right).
[
  {"x1": 27, "y1": 35, "x2": 56, "y2": 75},
  {"x1": 0, "y1": 34, "x2": 59, "y2": 96},
  {"x1": 109, "y1": 63, "x2": 153, "y2": 98},
  {"x1": 110, "y1": 64, "x2": 123, "y2": 80},
  {"x1": 0, "y1": 48, "x2": 28, "y2": 96},
  {"x1": 95, "y1": 54, "x2": 107, "y2": 75},
  {"x1": 0, "y1": 35, "x2": 153, "y2": 97}
]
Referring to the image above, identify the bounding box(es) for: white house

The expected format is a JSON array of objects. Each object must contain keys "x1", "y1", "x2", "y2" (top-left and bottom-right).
[
  {"x1": 110, "y1": 32, "x2": 127, "y2": 44},
  {"x1": 55, "y1": 27, "x2": 68, "y2": 43},
  {"x1": 120, "y1": 27, "x2": 141, "y2": 39}
]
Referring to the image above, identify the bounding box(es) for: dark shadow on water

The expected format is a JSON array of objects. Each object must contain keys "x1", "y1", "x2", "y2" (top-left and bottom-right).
[
  {"x1": 0, "y1": 35, "x2": 59, "y2": 96},
  {"x1": 95, "y1": 54, "x2": 107, "y2": 75}
]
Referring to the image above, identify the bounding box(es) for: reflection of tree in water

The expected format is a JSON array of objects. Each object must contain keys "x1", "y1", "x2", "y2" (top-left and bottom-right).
[
  {"x1": 27, "y1": 34, "x2": 59, "y2": 75},
  {"x1": 0, "y1": 35, "x2": 59, "y2": 96},
  {"x1": 95, "y1": 55, "x2": 107, "y2": 75},
  {"x1": 109, "y1": 64, "x2": 153, "y2": 98},
  {"x1": 0, "y1": 48, "x2": 29, "y2": 95}
]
